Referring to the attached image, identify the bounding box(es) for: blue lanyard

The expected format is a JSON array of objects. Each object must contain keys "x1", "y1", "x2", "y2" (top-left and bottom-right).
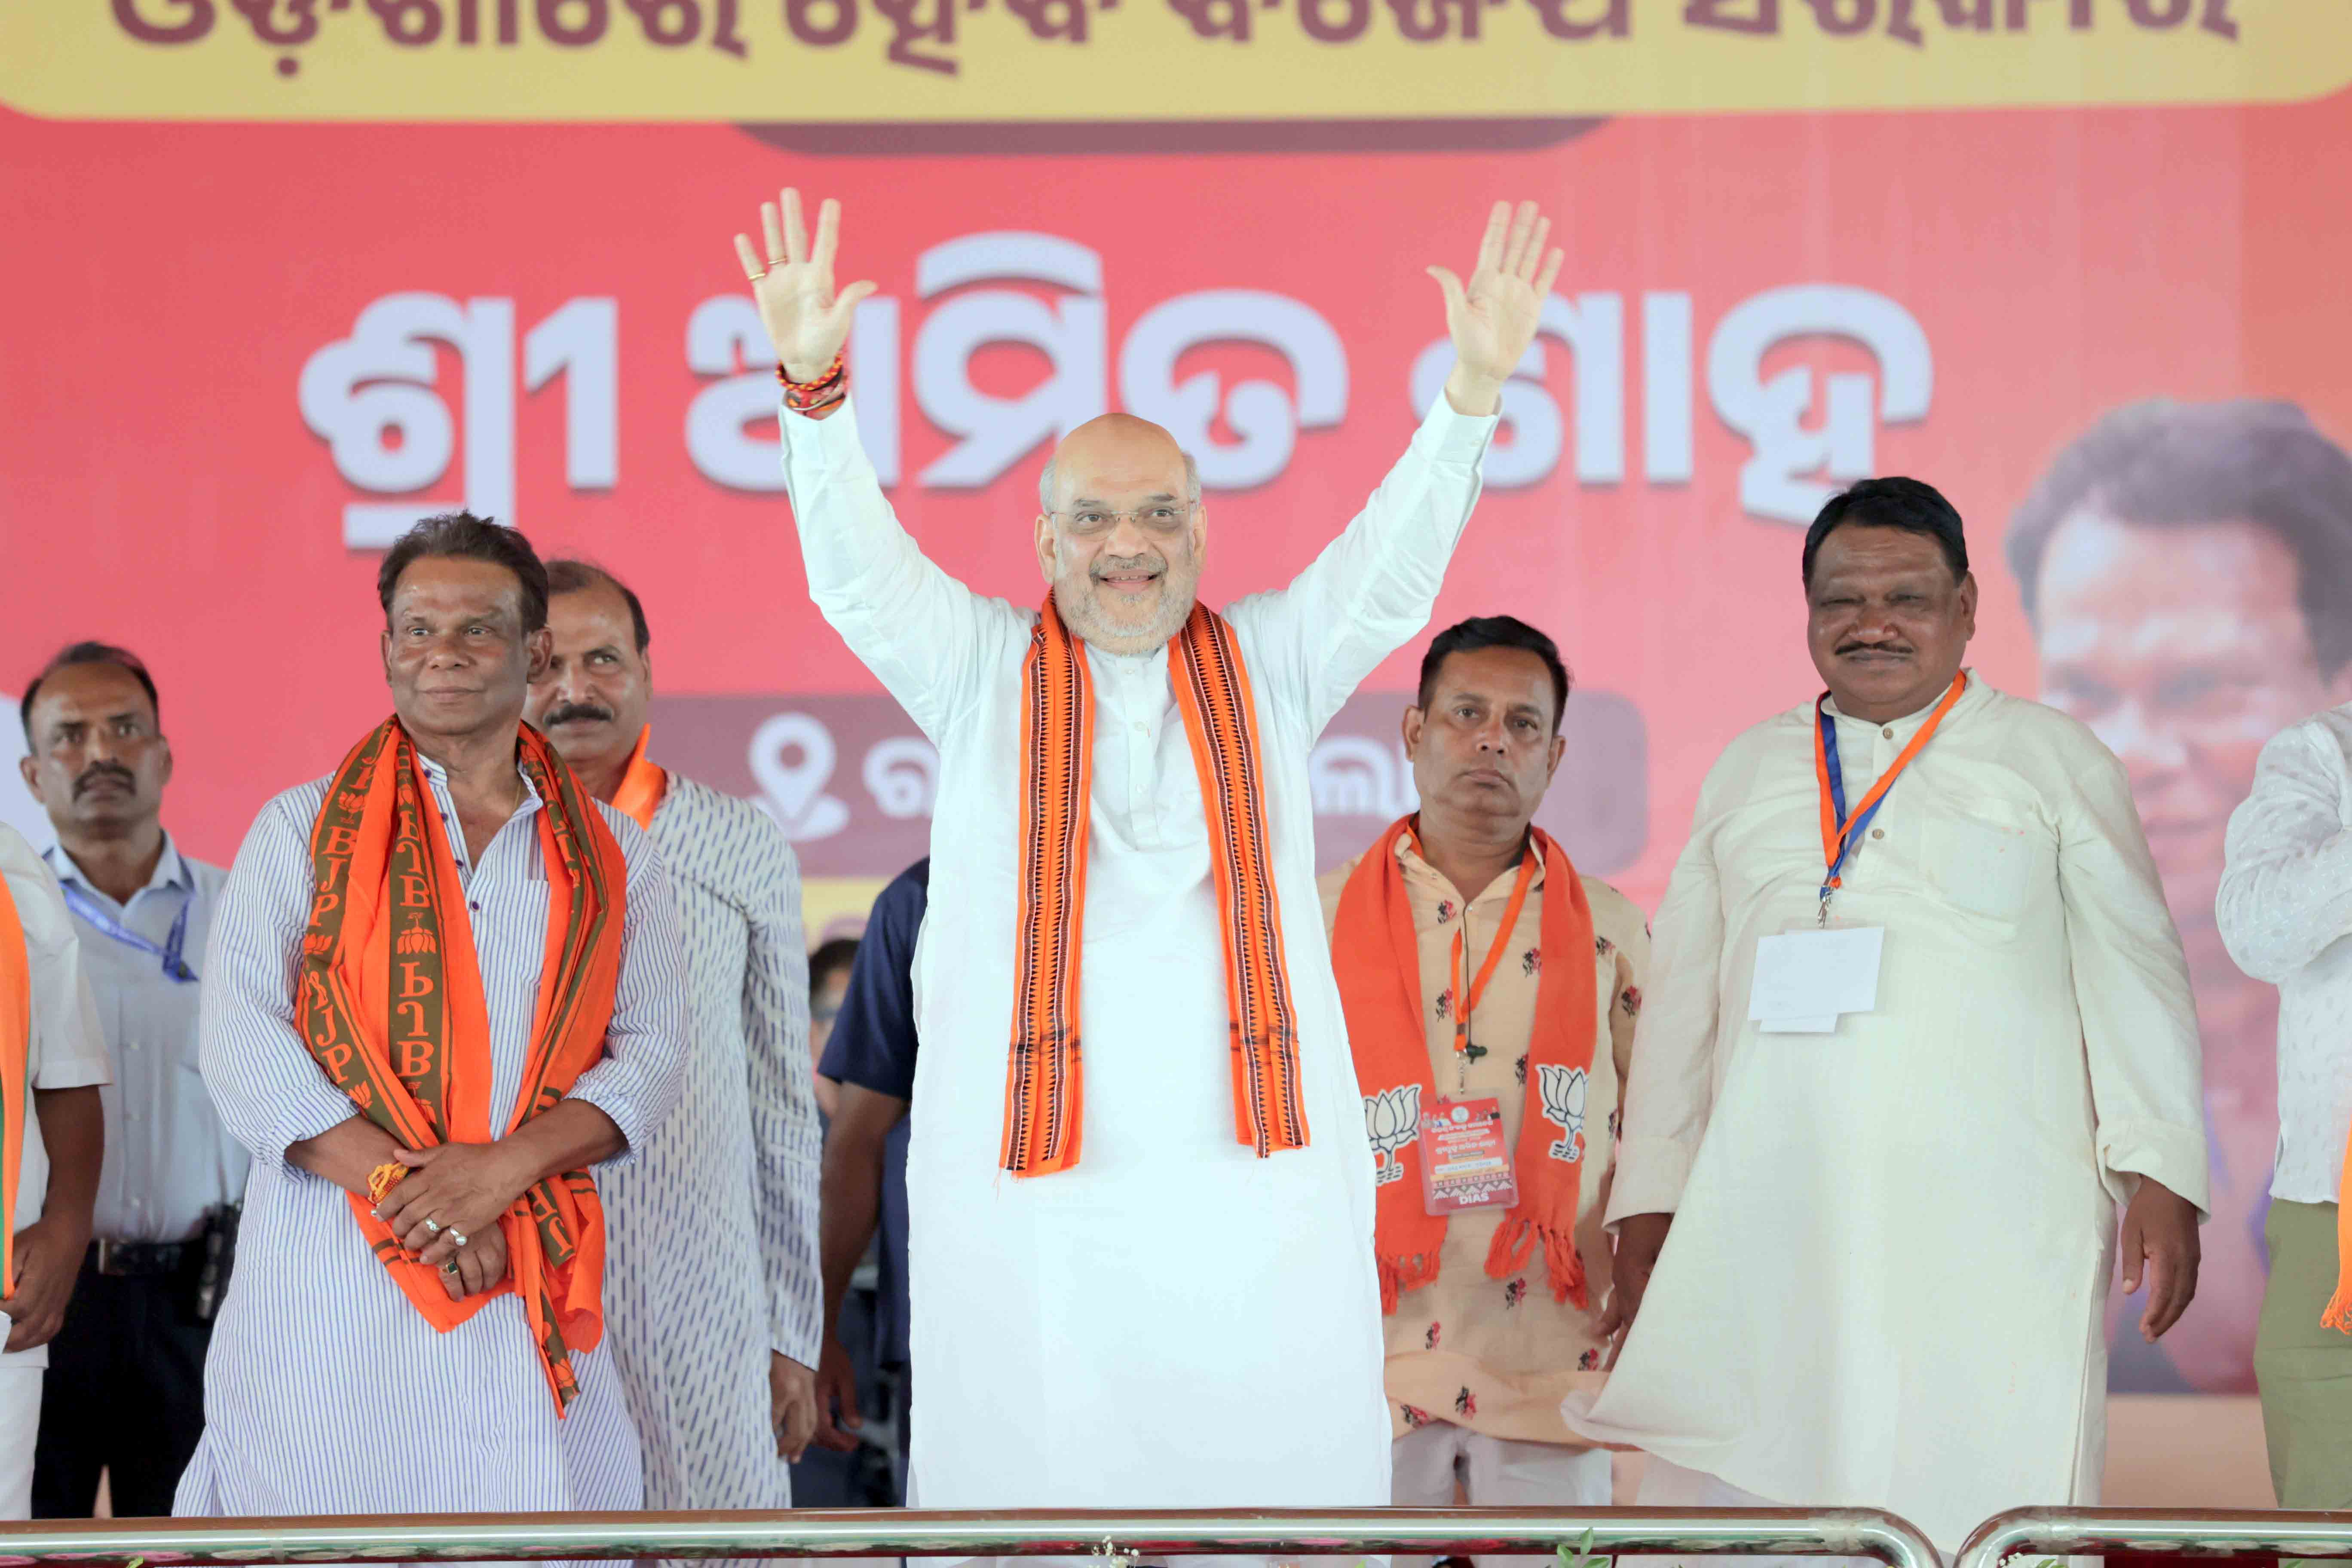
[
  {"x1": 1815, "y1": 702, "x2": 1885, "y2": 903},
  {"x1": 59, "y1": 879, "x2": 197, "y2": 984},
  {"x1": 1812, "y1": 672, "x2": 1968, "y2": 919}
]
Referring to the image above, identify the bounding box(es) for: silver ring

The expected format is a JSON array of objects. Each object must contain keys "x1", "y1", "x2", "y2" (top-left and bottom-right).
[
  {"x1": 422, "y1": 1219, "x2": 442, "y2": 1237},
  {"x1": 448, "y1": 1229, "x2": 470, "y2": 1249}
]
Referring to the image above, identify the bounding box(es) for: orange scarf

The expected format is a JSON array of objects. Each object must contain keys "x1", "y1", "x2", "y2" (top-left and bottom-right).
[
  {"x1": 299, "y1": 718, "x2": 626, "y2": 1412},
  {"x1": 2332, "y1": 1167, "x2": 2352, "y2": 1331},
  {"x1": 0, "y1": 868, "x2": 27, "y2": 1295},
  {"x1": 1333, "y1": 818, "x2": 1597, "y2": 1313},
  {"x1": 610, "y1": 726, "x2": 668, "y2": 833},
  {"x1": 1002, "y1": 596, "x2": 1307, "y2": 1176}
]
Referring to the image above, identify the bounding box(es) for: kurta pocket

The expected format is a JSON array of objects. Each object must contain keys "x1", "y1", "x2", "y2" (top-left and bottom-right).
[{"x1": 1924, "y1": 812, "x2": 2046, "y2": 919}]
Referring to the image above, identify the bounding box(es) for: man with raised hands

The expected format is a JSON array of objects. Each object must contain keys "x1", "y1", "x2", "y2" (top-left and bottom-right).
[{"x1": 731, "y1": 187, "x2": 1555, "y2": 1513}]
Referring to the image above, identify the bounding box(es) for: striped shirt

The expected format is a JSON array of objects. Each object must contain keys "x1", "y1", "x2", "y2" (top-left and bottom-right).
[
  {"x1": 175, "y1": 752, "x2": 688, "y2": 1524},
  {"x1": 600, "y1": 775, "x2": 823, "y2": 1524}
]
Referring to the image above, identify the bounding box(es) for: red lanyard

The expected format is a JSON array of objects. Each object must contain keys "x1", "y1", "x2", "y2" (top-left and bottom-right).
[
  {"x1": 1813, "y1": 671, "x2": 1966, "y2": 919},
  {"x1": 1448, "y1": 847, "x2": 1538, "y2": 1060}
]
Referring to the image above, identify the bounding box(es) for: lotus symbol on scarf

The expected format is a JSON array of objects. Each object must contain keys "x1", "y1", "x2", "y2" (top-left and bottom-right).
[
  {"x1": 1536, "y1": 1063, "x2": 1587, "y2": 1162},
  {"x1": 1363, "y1": 1083, "x2": 1421, "y2": 1185}
]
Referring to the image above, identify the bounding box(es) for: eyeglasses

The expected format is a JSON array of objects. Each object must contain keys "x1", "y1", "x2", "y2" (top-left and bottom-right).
[{"x1": 1050, "y1": 502, "x2": 1196, "y2": 538}]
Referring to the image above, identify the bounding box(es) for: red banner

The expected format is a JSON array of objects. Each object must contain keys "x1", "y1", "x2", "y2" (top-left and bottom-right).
[{"x1": 8, "y1": 88, "x2": 2352, "y2": 1395}]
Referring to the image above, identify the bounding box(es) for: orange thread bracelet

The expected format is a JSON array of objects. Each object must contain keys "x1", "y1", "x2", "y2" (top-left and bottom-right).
[
  {"x1": 777, "y1": 350, "x2": 847, "y2": 415},
  {"x1": 367, "y1": 1161, "x2": 408, "y2": 1205}
]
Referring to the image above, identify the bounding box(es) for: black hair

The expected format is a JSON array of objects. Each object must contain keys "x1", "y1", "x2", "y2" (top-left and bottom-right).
[
  {"x1": 21, "y1": 642, "x2": 159, "y2": 744},
  {"x1": 1801, "y1": 476, "x2": 1970, "y2": 588},
  {"x1": 545, "y1": 559, "x2": 652, "y2": 654},
  {"x1": 1416, "y1": 616, "x2": 1573, "y2": 730},
  {"x1": 377, "y1": 511, "x2": 550, "y2": 635},
  {"x1": 809, "y1": 937, "x2": 861, "y2": 996},
  {"x1": 2006, "y1": 399, "x2": 2352, "y2": 675}
]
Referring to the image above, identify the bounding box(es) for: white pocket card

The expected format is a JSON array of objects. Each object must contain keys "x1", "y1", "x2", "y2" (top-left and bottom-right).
[{"x1": 1748, "y1": 925, "x2": 1884, "y2": 1034}]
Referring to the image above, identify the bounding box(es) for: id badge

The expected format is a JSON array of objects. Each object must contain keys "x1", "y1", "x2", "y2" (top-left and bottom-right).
[
  {"x1": 1747, "y1": 922, "x2": 1884, "y2": 1034},
  {"x1": 1417, "y1": 1096, "x2": 1519, "y2": 1215}
]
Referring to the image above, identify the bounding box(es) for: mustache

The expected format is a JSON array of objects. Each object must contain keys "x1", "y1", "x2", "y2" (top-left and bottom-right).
[
  {"x1": 542, "y1": 701, "x2": 616, "y2": 726},
  {"x1": 74, "y1": 762, "x2": 136, "y2": 797},
  {"x1": 1093, "y1": 552, "x2": 1166, "y2": 579},
  {"x1": 1834, "y1": 640, "x2": 1913, "y2": 658}
]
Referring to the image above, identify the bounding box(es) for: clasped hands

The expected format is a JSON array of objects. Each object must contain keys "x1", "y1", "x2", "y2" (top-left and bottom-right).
[
  {"x1": 732, "y1": 189, "x2": 1566, "y2": 420},
  {"x1": 374, "y1": 1141, "x2": 528, "y2": 1303}
]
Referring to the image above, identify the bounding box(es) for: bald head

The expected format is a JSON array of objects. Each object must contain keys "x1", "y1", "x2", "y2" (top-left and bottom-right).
[
  {"x1": 1040, "y1": 414, "x2": 1199, "y2": 514},
  {"x1": 1034, "y1": 413, "x2": 1207, "y2": 656}
]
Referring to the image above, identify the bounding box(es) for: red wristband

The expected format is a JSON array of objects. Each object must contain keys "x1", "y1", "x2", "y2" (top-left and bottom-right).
[{"x1": 778, "y1": 350, "x2": 848, "y2": 414}]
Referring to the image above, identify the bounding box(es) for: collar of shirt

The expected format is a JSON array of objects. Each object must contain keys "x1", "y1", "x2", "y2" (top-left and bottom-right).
[
  {"x1": 1390, "y1": 827, "x2": 1547, "y2": 913},
  {"x1": 45, "y1": 831, "x2": 193, "y2": 916},
  {"x1": 413, "y1": 749, "x2": 546, "y2": 877}
]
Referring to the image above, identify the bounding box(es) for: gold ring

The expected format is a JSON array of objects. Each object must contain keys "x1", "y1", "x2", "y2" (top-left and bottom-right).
[
  {"x1": 441, "y1": 1260, "x2": 459, "y2": 1276},
  {"x1": 766, "y1": 254, "x2": 787, "y2": 270}
]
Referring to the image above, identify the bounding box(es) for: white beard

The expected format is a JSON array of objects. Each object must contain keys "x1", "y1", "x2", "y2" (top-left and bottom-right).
[{"x1": 1054, "y1": 574, "x2": 1196, "y2": 654}]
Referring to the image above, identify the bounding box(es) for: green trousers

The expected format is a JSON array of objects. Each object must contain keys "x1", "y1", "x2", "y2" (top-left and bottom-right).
[{"x1": 2257, "y1": 1199, "x2": 2352, "y2": 1541}]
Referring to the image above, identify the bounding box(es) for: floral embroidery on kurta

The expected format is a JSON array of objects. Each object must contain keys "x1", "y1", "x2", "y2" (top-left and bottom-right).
[{"x1": 1320, "y1": 840, "x2": 1651, "y2": 1447}]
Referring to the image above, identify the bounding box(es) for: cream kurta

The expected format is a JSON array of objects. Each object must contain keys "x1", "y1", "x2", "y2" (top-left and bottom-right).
[
  {"x1": 1562, "y1": 673, "x2": 2208, "y2": 1551},
  {"x1": 1318, "y1": 837, "x2": 1648, "y2": 1445},
  {"x1": 777, "y1": 393, "x2": 1496, "y2": 1510}
]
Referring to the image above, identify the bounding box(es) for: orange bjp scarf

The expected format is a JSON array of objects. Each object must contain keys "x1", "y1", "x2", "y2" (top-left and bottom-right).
[
  {"x1": 2332, "y1": 1156, "x2": 2352, "y2": 1333},
  {"x1": 298, "y1": 718, "x2": 626, "y2": 1412},
  {"x1": 0, "y1": 870, "x2": 27, "y2": 1296},
  {"x1": 1333, "y1": 817, "x2": 1598, "y2": 1314},
  {"x1": 1002, "y1": 596, "x2": 1308, "y2": 1176},
  {"x1": 609, "y1": 726, "x2": 668, "y2": 833}
]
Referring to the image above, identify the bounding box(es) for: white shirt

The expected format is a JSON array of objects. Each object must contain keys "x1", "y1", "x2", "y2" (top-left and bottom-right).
[
  {"x1": 2215, "y1": 703, "x2": 2352, "y2": 1204},
  {"x1": 46, "y1": 836, "x2": 248, "y2": 1243},
  {"x1": 176, "y1": 756, "x2": 687, "y2": 1521},
  {"x1": 1563, "y1": 675, "x2": 2209, "y2": 1552},
  {"x1": 0, "y1": 822, "x2": 110, "y2": 1369},
  {"x1": 778, "y1": 392, "x2": 1496, "y2": 1510}
]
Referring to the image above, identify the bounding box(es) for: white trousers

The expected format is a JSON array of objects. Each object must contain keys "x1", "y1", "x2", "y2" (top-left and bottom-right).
[
  {"x1": 1390, "y1": 1423, "x2": 1616, "y2": 1568},
  {"x1": 0, "y1": 1366, "x2": 40, "y2": 1519},
  {"x1": 1622, "y1": 1457, "x2": 1874, "y2": 1568}
]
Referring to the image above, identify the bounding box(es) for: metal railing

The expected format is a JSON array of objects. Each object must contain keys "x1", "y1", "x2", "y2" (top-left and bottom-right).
[
  {"x1": 1955, "y1": 1507, "x2": 2352, "y2": 1568},
  {"x1": 0, "y1": 1507, "x2": 1941, "y2": 1568}
]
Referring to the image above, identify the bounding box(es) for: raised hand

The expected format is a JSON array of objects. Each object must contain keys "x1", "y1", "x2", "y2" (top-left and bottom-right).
[
  {"x1": 732, "y1": 188, "x2": 878, "y2": 383},
  {"x1": 1427, "y1": 199, "x2": 1565, "y2": 417}
]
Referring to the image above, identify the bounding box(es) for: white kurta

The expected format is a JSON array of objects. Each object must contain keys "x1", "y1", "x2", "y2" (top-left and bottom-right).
[
  {"x1": 1562, "y1": 674, "x2": 2210, "y2": 1550},
  {"x1": 602, "y1": 776, "x2": 823, "y2": 1522},
  {"x1": 777, "y1": 392, "x2": 1496, "y2": 1509},
  {"x1": 179, "y1": 762, "x2": 688, "y2": 1524}
]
